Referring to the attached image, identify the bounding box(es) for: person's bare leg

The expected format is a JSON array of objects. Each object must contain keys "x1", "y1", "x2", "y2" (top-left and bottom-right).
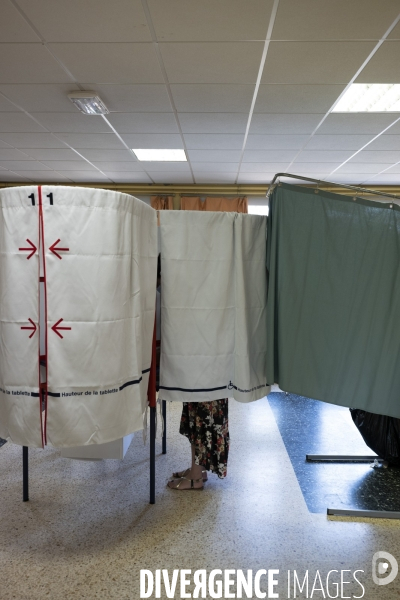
[
  {"x1": 168, "y1": 444, "x2": 207, "y2": 489},
  {"x1": 171, "y1": 444, "x2": 208, "y2": 481}
]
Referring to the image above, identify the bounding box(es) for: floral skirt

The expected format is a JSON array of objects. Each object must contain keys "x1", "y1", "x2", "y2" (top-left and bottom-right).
[{"x1": 179, "y1": 399, "x2": 230, "y2": 478}]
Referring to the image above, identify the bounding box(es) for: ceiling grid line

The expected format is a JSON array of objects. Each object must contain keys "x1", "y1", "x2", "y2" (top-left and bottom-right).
[
  {"x1": 0, "y1": 89, "x2": 111, "y2": 183},
  {"x1": 9, "y1": 0, "x2": 85, "y2": 89},
  {"x1": 285, "y1": 11, "x2": 400, "y2": 176},
  {"x1": 5, "y1": 0, "x2": 157, "y2": 185},
  {"x1": 140, "y1": 0, "x2": 195, "y2": 184},
  {"x1": 327, "y1": 115, "x2": 400, "y2": 176},
  {"x1": 234, "y1": 0, "x2": 281, "y2": 185}
]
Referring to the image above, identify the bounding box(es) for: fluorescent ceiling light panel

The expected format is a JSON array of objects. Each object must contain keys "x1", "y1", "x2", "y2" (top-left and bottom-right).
[
  {"x1": 68, "y1": 92, "x2": 109, "y2": 115},
  {"x1": 132, "y1": 149, "x2": 187, "y2": 161},
  {"x1": 333, "y1": 84, "x2": 400, "y2": 112}
]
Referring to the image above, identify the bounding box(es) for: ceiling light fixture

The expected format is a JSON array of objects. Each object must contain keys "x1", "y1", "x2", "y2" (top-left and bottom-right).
[
  {"x1": 332, "y1": 84, "x2": 400, "y2": 112},
  {"x1": 68, "y1": 92, "x2": 109, "y2": 115},
  {"x1": 132, "y1": 149, "x2": 187, "y2": 161}
]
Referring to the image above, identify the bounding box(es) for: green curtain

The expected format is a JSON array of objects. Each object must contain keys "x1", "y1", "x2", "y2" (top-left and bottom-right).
[{"x1": 266, "y1": 182, "x2": 400, "y2": 418}]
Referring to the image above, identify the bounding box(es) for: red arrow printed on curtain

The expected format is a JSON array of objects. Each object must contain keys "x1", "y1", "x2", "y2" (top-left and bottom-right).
[
  {"x1": 21, "y1": 318, "x2": 37, "y2": 338},
  {"x1": 19, "y1": 239, "x2": 37, "y2": 259},
  {"x1": 51, "y1": 319, "x2": 71, "y2": 339},
  {"x1": 49, "y1": 239, "x2": 69, "y2": 260}
]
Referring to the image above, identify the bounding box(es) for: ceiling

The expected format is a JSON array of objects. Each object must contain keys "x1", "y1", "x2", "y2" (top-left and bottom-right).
[{"x1": 1, "y1": 0, "x2": 400, "y2": 187}]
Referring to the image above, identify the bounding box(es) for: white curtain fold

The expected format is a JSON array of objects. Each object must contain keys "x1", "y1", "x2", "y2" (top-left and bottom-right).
[{"x1": 159, "y1": 210, "x2": 269, "y2": 403}]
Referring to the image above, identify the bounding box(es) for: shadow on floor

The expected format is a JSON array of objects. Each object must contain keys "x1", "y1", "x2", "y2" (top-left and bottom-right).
[{"x1": 268, "y1": 392, "x2": 400, "y2": 513}]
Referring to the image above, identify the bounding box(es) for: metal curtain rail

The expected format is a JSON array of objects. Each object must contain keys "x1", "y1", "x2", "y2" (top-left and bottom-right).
[{"x1": 266, "y1": 172, "x2": 400, "y2": 201}]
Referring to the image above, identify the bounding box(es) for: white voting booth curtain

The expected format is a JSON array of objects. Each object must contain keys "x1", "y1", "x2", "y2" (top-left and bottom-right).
[
  {"x1": 159, "y1": 211, "x2": 270, "y2": 403},
  {"x1": 0, "y1": 185, "x2": 157, "y2": 448}
]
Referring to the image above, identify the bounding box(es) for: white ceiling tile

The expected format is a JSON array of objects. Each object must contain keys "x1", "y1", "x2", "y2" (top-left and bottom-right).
[
  {"x1": 0, "y1": 132, "x2": 65, "y2": 148},
  {"x1": 11, "y1": 170, "x2": 72, "y2": 182},
  {"x1": 0, "y1": 148, "x2": 35, "y2": 160},
  {"x1": 290, "y1": 163, "x2": 342, "y2": 173},
  {"x1": 305, "y1": 135, "x2": 374, "y2": 151},
  {"x1": 317, "y1": 114, "x2": 398, "y2": 135},
  {"x1": 53, "y1": 171, "x2": 111, "y2": 182},
  {"x1": 184, "y1": 134, "x2": 244, "y2": 150},
  {"x1": 102, "y1": 172, "x2": 153, "y2": 183},
  {"x1": 382, "y1": 164, "x2": 400, "y2": 173},
  {"x1": 32, "y1": 113, "x2": 112, "y2": 134},
  {"x1": 0, "y1": 2, "x2": 39, "y2": 42},
  {"x1": 237, "y1": 173, "x2": 275, "y2": 183},
  {"x1": 171, "y1": 85, "x2": 254, "y2": 113},
  {"x1": 191, "y1": 163, "x2": 239, "y2": 173},
  {"x1": 39, "y1": 161, "x2": 99, "y2": 171},
  {"x1": 0, "y1": 171, "x2": 32, "y2": 182},
  {"x1": 107, "y1": 113, "x2": 179, "y2": 134},
  {"x1": 0, "y1": 45, "x2": 71, "y2": 84},
  {"x1": 327, "y1": 174, "x2": 370, "y2": 183},
  {"x1": 272, "y1": 0, "x2": 400, "y2": 40},
  {"x1": 121, "y1": 134, "x2": 183, "y2": 148},
  {"x1": 356, "y1": 42, "x2": 400, "y2": 83},
  {"x1": 246, "y1": 135, "x2": 309, "y2": 150},
  {"x1": 194, "y1": 173, "x2": 237, "y2": 183},
  {"x1": 54, "y1": 133, "x2": 125, "y2": 150},
  {"x1": 0, "y1": 161, "x2": 51, "y2": 171},
  {"x1": 91, "y1": 162, "x2": 144, "y2": 172},
  {"x1": 382, "y1": 119, "x2": 400, "y2": 134},
  {"x1": 17, "y1": 0, "x2": 151, "y2": 42},
  {"x1": 335, "y1": 163, "x2": 394, "y2": 174},
  {"x1": 90, "y1": 85, "x2": 172, "y2": 112},
  {"x1": 148, "y1": 172, "x2": 194, "y2": 184},
  {"x1": 137, "y1": 162, "x2": 191, "y2": 172},
  {"x1": 78, "y1": 149, "x2": 137, "y2": 162},
  {"x1": 242, "y1": 150, "x2": 298, "y2": 163},
  {"x1": 294, "y1": 150, "x2": 354, "y2": 162},
  {"x1": 389, "y1": 22, "x2": 400, "y2": 39},
  {"x1": 254, "y1": 85, "x2": 346, "y2": 113},
  {"x1": 346, "y1": 150, "x2": 400, "y2": 163},
  {"x1": 179, "y1": 113, "x2": 248, "y2": 134},
  {"x1": 0, "y1": 112, "x2": 46, "y2": 132},
  {"x1": 249, "y1": 114, "x2": 323, "y2": 134},
  {"x1": 0, "y1": 94, "x2": 19, "y2": 112},
  {"x1": 0, "y1": 84, "x2": 81, "y2": 112},
  {"x1": 49, "y1": 43, "x2": 163, "y2": 84},
  {"x1": 187, "y1": 150, "x2": 242, "y2": 162},
  {"x1": 238, "y1": 163, "x2": 290, "y2": 173},
  {"x1": 365, "y1": 174, "x2": 400, "y2": 184},
  {"x1": 23, "y1": 148, "x2": 81, "y2": 161},
  {"x1": 361, "y1": 135, "x2": 400, "y2": 151},
  {"x1": 160, "y1": 42, "x2": 263, "y2": 84},
  {"x1": 148, "y1": 0, "x2": 274, "y2": 41},
  {"x1": 262, "y1": 42, "x2": 374, "y2": 84}
]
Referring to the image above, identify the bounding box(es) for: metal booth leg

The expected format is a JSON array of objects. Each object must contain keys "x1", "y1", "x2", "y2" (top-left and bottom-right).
[
  {"x1": 23, "y1": 446, "x2": 29, "y2": 502},
  {"x1": 162, "y1": 400, "x2": 167, "y2": 455},
  {"x1": 306, "y1": 454, "x2": 400, "y2": 519},
  {"x1": 150, "y1": 406, "x2": 156, "y2": 504}
]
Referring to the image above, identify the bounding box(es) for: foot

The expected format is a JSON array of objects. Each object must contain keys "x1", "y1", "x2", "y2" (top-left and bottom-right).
[
  {"x1": 171, "y1": 467, "x2": 208, "y2": 482},
  {"x1": 167, "y1": 475, "x2": 204, "y2": 491}
]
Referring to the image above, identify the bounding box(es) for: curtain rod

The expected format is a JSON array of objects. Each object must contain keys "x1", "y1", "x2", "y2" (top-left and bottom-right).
[
  {"x1": 266, "y1": 173, "x2": 400, "y2": 201},
  {"x1": 1, "y1": 180, "x2": 400, "y2": 198}
]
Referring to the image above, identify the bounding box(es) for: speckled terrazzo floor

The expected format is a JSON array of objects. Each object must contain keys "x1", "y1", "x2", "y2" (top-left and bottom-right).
[{"x1": 1, "y1": 395, "x2": 400, "y2": 599}]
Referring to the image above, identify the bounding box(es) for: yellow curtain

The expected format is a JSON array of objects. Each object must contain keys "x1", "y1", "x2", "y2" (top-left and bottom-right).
[{"x1": 181, "y1": 196, "x2": 248, "y2": 213}]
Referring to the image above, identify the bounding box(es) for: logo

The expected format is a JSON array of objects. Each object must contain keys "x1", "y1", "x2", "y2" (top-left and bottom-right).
[{"x1": 372, "y1": 551, "x2": 398, "y2": 586}]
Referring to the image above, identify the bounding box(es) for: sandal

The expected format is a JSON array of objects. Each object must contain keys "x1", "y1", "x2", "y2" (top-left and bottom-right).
[
  {"x1": 167, "y1": 476, "x2": 204, "y2": 491},
  {"x1": 171, "y1": 468, "x2": 208, "y2": 482}
]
